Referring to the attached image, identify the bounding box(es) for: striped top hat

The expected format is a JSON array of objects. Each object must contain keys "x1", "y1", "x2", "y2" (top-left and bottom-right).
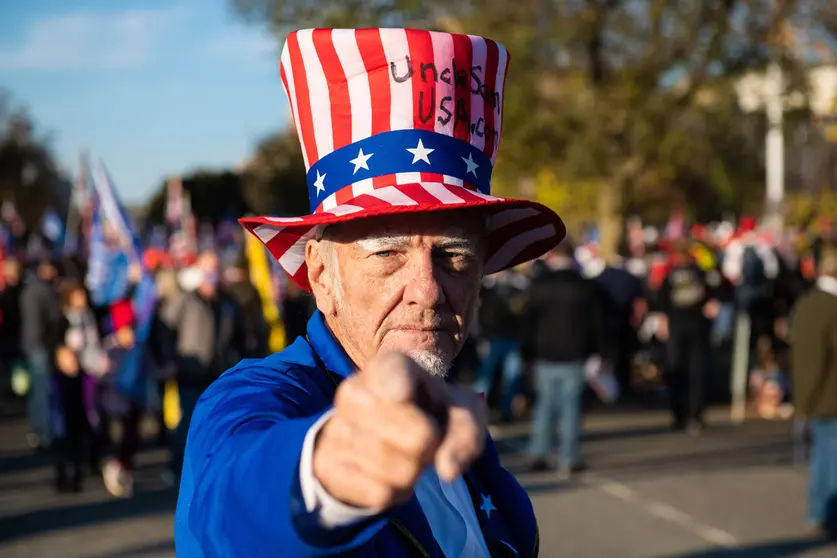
[{"x1": 240, "y1": 28, "x2": 566, "y2": 290}]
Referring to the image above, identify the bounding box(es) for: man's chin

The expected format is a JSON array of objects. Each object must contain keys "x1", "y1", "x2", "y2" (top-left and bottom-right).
[
  {"x1": 384, "y1": 330, "x2": 455, "y2": 355},
  {"x1": 407, "y1": 350, "x2": 451, "y2": 378}
]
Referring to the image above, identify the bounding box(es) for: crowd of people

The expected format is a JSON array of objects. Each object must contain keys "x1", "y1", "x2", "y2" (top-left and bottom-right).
[
  {"x1": 0, "y1": 211, "x2": 834, "y2": 531},
  {"x1": 453, "y1": 215, "x2": 834, "y2": 476},
  {"x1": 0, "y1": 231, "x2": 291, "y2": 496}
]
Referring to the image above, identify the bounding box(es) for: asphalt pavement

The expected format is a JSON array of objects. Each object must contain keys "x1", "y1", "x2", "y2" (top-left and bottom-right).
[{"x1": 0, "y1": 404, "x2": 834, "y2": 558}]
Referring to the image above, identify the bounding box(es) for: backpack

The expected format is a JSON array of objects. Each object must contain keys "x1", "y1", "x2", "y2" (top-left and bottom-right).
[
  {"x1": 741, "y1": 245, "x2": 766, "y2": 285},
  {"x1": 737, "y1": 245, "x2": 768, "y2": 310}
]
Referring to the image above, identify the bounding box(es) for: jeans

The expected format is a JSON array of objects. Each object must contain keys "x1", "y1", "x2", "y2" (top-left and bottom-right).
[
  {"x1": 808, "y1": 419, "x2": 837, "y2": 533},
  {"x1": 665, "y1": 329, "x2": 708, "y2": 427},
  {"x1": 472, "y1": 338, "x2": 522, "y2": 418},
  {"x1": 529, "y1": 360, "x2": 585, "y2": 469},
  {"x1": 25, "y1": 348, "x2": 52, "y2": 445}
]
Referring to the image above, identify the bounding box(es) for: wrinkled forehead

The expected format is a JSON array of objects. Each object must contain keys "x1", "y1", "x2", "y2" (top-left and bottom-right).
[{"x1": 321, "y1": 210, "x2": 486, "y2": 247}]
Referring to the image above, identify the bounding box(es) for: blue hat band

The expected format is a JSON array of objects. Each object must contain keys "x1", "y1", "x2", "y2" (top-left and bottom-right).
[{"x1": 305, "y1": 130, "x2": 493, "y2": 212}]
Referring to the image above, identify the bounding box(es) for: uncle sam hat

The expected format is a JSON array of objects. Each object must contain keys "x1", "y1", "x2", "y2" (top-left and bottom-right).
[{"x1": 240, "y1": 28, "x2": 566, "y2": 290}]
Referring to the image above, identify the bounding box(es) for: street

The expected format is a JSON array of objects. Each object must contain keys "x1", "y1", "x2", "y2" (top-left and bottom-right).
[{"x1": 0, "y1": 406, "x2": 835, "y2": 558}]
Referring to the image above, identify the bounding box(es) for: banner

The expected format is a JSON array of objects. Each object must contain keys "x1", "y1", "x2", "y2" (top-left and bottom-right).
[
  {"x1": 86, "y1": 155, "x2": 157, "y2": 405},
  {"x1": 245, "y1": 232, "x2": 285, "y2": 353}
]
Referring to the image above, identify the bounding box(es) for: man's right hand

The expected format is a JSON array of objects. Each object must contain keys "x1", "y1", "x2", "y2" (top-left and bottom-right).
[{"x1": 312, "y1": 352, "x2": 487, "y2": 510}]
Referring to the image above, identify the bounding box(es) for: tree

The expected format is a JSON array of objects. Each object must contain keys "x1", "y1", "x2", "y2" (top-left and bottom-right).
[
  {"x1": 144, "y1": 128, "x2": 309, "y2": 226},
  {"x1": 240, "y1": 128, "x2": 310, "y2": 217},
  {"x1": 0, "y1": 89, "x2": 68, "y2": 227},
  {"x1": 230, "y1": 0, "x2": 837, "y2": 253},
  {"x1": 145, "y1": 170, "x2": 252, "y2": 227}
]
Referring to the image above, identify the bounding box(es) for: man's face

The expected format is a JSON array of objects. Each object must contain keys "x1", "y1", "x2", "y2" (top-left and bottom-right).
[
  {"x1": 197, "y1": 251, "x2": 220, "y2": 297},
  {"x1": 308, "y1": 210, "x2": 485, "y2": 377}
]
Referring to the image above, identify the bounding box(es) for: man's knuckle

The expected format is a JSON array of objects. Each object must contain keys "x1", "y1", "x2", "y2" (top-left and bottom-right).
[
  {"x1": 405, "y1": 419, "x2": 436, "y2": 454},
  {"x1": 367, "y1": 482, "x2": 396, "y2": 507},
  {"x1": 395, "y1": 458, "x2": 424, "y2": 486}
]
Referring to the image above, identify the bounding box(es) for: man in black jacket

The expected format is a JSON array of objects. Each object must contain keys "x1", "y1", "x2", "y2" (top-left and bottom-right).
[
  {"x1": 522, "y1": 241, "x2": 608, "y2": 477},
  {"x1": 657, "y1": 240, "x2": 720, "y2": 434},
  {"x1": 473, "y1": 268, "x2": 528, "y2": 421}
]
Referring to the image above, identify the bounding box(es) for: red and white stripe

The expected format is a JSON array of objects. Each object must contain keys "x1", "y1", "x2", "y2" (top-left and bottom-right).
[
  {"x1": 279, "y1": 28, "x2": 510, "y2": 171},
  {"x1": 243, "y1": 181, "x2": 563, "y2": 290},
  {"x1": 248, "y1": 28, "x2": 563, "y2": 291}
]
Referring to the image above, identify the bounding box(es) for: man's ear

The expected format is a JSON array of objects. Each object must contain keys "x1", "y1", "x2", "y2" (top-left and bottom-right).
[{"x1": 305, "y1": 239, "x2": 336, "y2": 316}]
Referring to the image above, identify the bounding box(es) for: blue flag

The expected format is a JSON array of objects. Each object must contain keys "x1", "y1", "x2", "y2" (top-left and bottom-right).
[{"x1": 85, "y1": 155, "x2": 157, "y2": 406}]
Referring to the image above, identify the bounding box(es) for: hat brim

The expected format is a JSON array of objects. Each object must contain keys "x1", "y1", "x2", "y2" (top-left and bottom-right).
[{"x1": 240, "y1": 181, "x2": 565, "y2": 291}]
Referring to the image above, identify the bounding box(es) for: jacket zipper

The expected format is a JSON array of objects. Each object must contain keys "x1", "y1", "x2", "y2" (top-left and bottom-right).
[{"x1": 391, "y1": 518, "x2": 434, "y2": 558}]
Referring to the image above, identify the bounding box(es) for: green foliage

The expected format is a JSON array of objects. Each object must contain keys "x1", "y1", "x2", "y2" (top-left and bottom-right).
[
  {"x1": 144, "y1": 128, "x2": 309, "y2": 225},
  {"x1": 145, "y1": 171, "x2": 251, "y2": 226}
]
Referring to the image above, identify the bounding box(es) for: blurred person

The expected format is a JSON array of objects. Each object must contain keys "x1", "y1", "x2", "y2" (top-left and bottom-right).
[
  {"x1": 473, "y1": 268, "x2": 528, "y2": 422},
  {"x1": 591, "y1": 244, "x2": 646, "y2": 395},
  {"x1": 281, "y1": 276, "x2": 317, "y2": 344},
  {"x1": 522, "y1": 240, "x2": 607, "y2": 477},
  {"x1": 20, "y1": 251, "x2": 61, "y2": 450},
  {"x1": 221, "y1": 255, "x2": 269, "y2": 359},
  {"x1": 96, "y1": 314, "x2": 142, "y2": 498},
  {"x1": 749, "y1": 336, "x2": 789, "y2": 420},
  {"x1": 161, "y1": 251, "x2": 246, "y2": 479},
  {"x1": 51, "y1": 281, "x2": 103, "y2": 493},
  {"x1": 657, "y1": 240, "x2": 720, "y2": 434},
  {"x1": 811, "y1": 217, "x2": 834, "y2": 269},
  {"x1": 174, "y1": 28, "x2": 558, "y2": 557},
  {"x1": 791, "y1": 244, "x2": 837, "y2": 539},
  {"x1": 722, "y1": 216, "x2": 778, "y2": 348},
  {"x1": 150, "y1": 268, "x2": 181, "y2": 447},
  {"x1": 0, "y1": 259, "x2": 23, "y2": 406}
]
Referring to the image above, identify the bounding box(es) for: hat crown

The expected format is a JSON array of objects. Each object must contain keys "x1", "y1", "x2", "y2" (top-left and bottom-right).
[{"x1": 280, "y1": 28, "x2": 510, "y2": 212}]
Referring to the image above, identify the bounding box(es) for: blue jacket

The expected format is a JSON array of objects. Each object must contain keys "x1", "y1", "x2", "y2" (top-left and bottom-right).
[{"x1": 175, "y1": 311, "x2": 539, "y2": 557}]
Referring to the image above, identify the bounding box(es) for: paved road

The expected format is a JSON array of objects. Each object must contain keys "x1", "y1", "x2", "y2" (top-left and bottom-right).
[{"x1": 0, "y1": 406, "x2": 834, "y2": 558}]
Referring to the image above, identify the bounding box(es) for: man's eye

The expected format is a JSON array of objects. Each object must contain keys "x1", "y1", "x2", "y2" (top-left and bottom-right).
[
  {"x1": 374, "y1": 250, "x2": 394, "y2": 258},
  {"x1": 440, "y1": 250, "x2": 467, "y2": 261}
]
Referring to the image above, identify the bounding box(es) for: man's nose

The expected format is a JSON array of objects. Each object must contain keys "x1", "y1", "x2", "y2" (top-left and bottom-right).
[{"x1": 403, "y1": 252, "x2": 445, "y2": 308}]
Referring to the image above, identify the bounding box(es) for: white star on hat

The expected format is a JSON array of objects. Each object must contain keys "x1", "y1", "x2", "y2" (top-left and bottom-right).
[
  {"x1": 313, "y1": 170, "x2": 326, "y2": 196},
  {"x1": 462, "y1": 152, "x2": 479, "y2": 177},
  {"x1": 407, "y1": 139, "x2": 434, "y2": 165},
  {"x1": 350, "y1": 148, "x2": 374, "y2": 174}
]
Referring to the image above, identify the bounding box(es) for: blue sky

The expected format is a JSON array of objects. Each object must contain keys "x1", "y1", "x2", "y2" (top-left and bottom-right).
[{"x1": 0, "y1": 0, "x2": 290, "y2": 202}]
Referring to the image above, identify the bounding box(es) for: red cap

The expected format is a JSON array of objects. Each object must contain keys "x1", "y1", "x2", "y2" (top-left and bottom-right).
[
  {"x1": 739, "y1": 216, "x2": 756, "y2": 233},
  {"x1": 110, "y1": 299, "x2": 135, "y2": 332}
]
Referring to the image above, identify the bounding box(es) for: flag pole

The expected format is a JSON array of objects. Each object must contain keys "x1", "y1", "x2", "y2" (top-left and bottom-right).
[{"x1": 63, "y1": 150, "x2": 88, "y2": 255}]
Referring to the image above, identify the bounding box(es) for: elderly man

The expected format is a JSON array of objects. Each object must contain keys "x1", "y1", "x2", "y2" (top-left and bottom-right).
[{"x1": 175, "y1": 28, "x2": 564, "y2": 557}]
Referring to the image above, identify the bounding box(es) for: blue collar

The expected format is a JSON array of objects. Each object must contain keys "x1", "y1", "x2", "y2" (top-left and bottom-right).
[{"x1": 305, "y1": 311, "x2": 356, "y2": 380}]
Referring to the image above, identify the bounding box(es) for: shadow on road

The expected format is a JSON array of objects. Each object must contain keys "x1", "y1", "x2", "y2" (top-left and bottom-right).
[
  {"x1": 86, "y1": 538, "x2": 175, "y2": 558},
  {"x1": 595, "y1": 439, "x2": 796, "y2": 480},
  {"x1": 520, "y1": 479, "x2": 581, "y2": 495},
  {"x1": 0, "y1": 450, "x2": 50, "y2": 476},
  {"x1": 660, "y1": 536, "x2": 836, "y2": 557},
  {"x1": 0, "y1": 486, "x2": 176, "y2": 544}
]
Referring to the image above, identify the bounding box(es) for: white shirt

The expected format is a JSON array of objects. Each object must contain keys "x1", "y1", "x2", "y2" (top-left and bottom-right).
[{"x1": 299, "y1": 412, "x2": 491, "y2": 557}]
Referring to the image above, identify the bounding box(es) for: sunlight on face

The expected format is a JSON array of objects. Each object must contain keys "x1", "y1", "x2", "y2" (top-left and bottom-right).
[{"x1": 312, "y1": 211, "x2": 486, "y2": 377}]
